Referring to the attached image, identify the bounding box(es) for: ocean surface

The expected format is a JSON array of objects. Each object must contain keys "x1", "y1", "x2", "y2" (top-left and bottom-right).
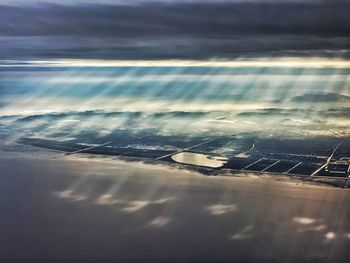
[{"x1": 1, "y1": 62, "x2": 349, "y2": 143}]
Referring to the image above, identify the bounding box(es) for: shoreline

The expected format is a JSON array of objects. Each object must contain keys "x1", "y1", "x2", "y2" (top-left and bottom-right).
[{"x1": 1, "y1": 141, "x2": 348, "y2": 190}]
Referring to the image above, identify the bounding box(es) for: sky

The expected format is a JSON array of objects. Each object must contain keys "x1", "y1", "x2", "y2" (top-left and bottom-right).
[
  {"x1": 0, "y1": 1, "x2": 349, "y2": 138},
  {"x1": 0, "y1": 0, "x2": 349, "y2": 60}
]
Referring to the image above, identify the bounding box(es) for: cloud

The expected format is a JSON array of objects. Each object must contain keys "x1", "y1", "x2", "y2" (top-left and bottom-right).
[
  {"x1": 0, "y1": 1, "x2": 349, "y2": 59},
  {"x1": 206, "y1": 204, "x2": 237, "y2": 215},
  {"x1": 324, "y1": 107, "x2": 350, "y2": 118},
  {"x1": 236, "y1": 108, "x2": 296, "y2": 117},
  {"x1": 293, "y1": 217, "x2": 316, "y2": 225},
  {"x1": 0, "y1": 101, "x2": 8, "y2": 108},
  {"x1": 1, "y1": 2, "x2": 349, "y2": 37},
  {"x1": 292, "y1": 93, "x2": 350, "y2": 103},
  {"x1": 11, "y1": 110, "x2": 212, "y2": 123},
  {"x1": 3, "y1": 1, "x2": 347, "y2": 6}
]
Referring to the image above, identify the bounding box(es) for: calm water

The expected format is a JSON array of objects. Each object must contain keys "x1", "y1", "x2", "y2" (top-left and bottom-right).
[{"x1": 1, "y1": 63, "x2": 349, "y2": 140}]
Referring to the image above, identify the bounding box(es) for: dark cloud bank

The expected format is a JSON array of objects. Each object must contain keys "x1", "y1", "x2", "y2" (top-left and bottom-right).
[{"x1": 0, "y1": 0, "x2": 349, "y2": 59}]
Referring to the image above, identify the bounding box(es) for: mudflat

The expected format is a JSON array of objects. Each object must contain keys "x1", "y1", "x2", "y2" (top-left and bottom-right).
[{"x1": 0, "y1": 148, "x2": 349, "y2": 262}]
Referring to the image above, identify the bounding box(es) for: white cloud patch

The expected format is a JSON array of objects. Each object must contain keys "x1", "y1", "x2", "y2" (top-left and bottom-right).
[
  {"x1": 206, "y1": 204, "x2": 237, "y2": 215},
  {"x1": 148, "y1": 216, "x2": 170, "y2": 228},
  {"x1": 292, "y1": 217, "x2": 316, "y2": 225},
  {"x1": 231, "y1": 225, "x2": 255, "y2": 240}
]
